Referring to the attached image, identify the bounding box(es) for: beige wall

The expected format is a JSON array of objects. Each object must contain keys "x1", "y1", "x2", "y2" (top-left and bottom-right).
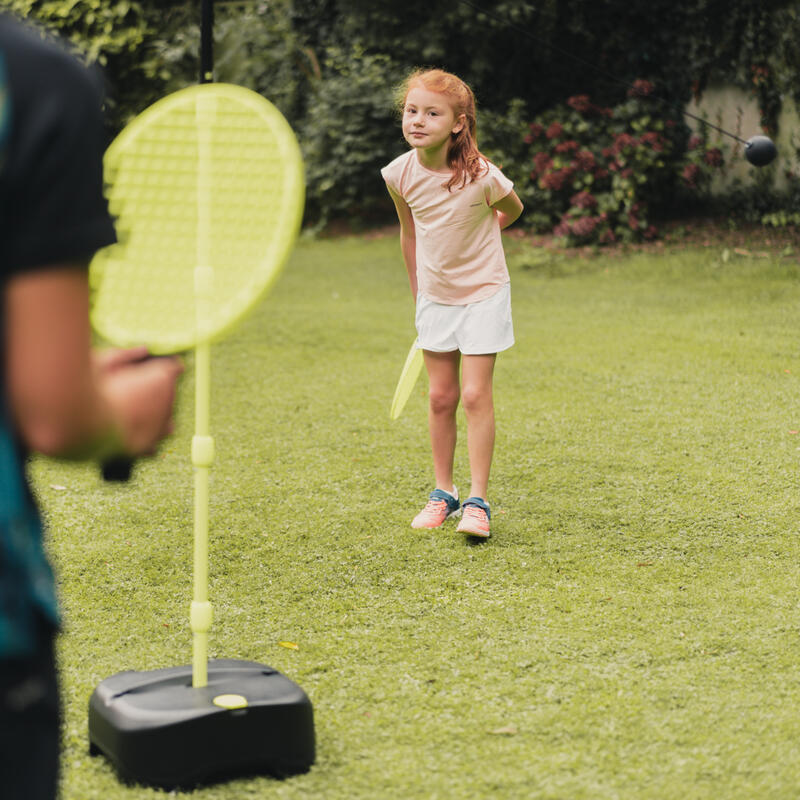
[{"x1": 686, "y1": 86, "x2": 799, "y2": 192}]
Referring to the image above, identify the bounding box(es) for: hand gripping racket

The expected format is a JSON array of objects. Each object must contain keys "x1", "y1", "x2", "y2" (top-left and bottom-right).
[
  {"x1": 389, "y1": 338, "x2": 424, "y2": 419},
  {"x1": 89, "y1": 83, "x2": 304, "y2": 688}
]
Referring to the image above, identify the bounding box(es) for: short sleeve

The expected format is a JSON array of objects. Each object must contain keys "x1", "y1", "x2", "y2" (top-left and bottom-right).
[
  {"x1": 381, "y1": 152, "x2": 410, "y2": 197},
  {"x1": 484, "y1": 163, "x2": 514, "y2": 207},
  {"x1": 0, "y1": 23, "x2": 116, "y2": 274},
  {"x1": 381, "y1": 165, "x2": 400, "y2": 196}
]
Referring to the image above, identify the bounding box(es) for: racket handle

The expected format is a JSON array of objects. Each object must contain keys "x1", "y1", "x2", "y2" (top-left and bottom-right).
[
  {"x1": 101, "y1": 456, "x2": 134, "y2": 482},
  {"x1": 99, "y1": 351, "x2": 155, "y2": 483},
  {"x1": 98, "y1": 353, "x2": 180, "y2": 483}
]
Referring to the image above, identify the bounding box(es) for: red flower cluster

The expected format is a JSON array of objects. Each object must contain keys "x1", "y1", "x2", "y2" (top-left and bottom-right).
[
  {"x1": 567, "y1": 95, "x2": 592, "y2": 113},
  {"x1": 566, "y1": 94, "x2": 612, "y2": 117},
  {"x1": 599, "y1": 228, "x2": 617, "y2": 244},
  {"x1": 639, "y1": 131, "x2": 665, "y2": 152},
  {"x1": 682, "y1": 163, "x2": 701, "y2": 187},
  {"x1": 554, "y1": 215, "x2": 601, "y2": 241},
  {"x1": 627, "y1": 79, "x2": 654, "y2": 98},
  {"x1": 751, "y1": 64, "x2": 769, "y2": 87},
  {"x1": 524, "y1": 122, "x2": 545, "y2": 144},
  {"x1": 520, "y1": 77, "x2": 725, "y2": 247},
  {"x1": 531, "y1": 151, "x2": 552, "y2": 176},
  {"x1": 540, "y1": 166, "x2": 575, "y2": 191},
  {"x1": 555, "y1": 140, "x2": 579, "y2": 154},
  {"x1": 627, "y1": 203, "x2": 645, "y2": 231},
  {"x1": 574, "y1": 149, "x2": 596, "y2": 170},
  {"x1": 613, "y1": 133, "x2": 637, "y2": 153},
  {"x1": 568, "y1": 216, "x2": 598, "y2": 238},
  {"x1": 570, "y1": 190, "x2": 597, "y2": 210}
]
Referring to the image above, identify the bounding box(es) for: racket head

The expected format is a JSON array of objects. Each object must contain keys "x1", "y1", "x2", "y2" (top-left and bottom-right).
[
  {"x1": 390, "y1": 339, "x2": 424, "y2": 420},
  {"x1": 90, "y1": 83, "x2": 304, "y2": 353}
]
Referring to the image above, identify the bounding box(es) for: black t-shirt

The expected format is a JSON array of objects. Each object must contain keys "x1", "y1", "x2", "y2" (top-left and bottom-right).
[
  {"x1": 0, "y1": 14, "x2": 116, "y2": 657},
  {"x1": 0, "y1": 13, "x2": 116, "y2": 274}
]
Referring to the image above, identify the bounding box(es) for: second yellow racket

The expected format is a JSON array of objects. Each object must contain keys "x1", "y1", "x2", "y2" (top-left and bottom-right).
[{"x1": 390, "y1": 338, "x2": 424, "y2": 419}]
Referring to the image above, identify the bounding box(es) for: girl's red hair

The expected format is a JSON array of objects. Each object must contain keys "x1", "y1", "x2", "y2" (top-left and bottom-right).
[{"x1": 397, "y1": 68, "x2": 489, "y2": 192}]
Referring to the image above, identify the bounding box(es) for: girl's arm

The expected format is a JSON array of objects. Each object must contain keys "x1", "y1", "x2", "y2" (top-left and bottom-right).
[
  {"x1": 492, "y1": 190, "x2": 524, "y2": 230},
  {"x1": 386, "y1": 184, "x2": 418, "y2": 300}
]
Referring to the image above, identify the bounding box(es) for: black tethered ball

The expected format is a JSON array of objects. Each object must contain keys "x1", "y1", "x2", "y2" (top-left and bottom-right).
[{"x1": 744, "y1": 135, "x2": 777, "y2": 167}]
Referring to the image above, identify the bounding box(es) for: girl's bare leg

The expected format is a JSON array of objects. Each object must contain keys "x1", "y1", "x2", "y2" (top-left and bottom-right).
[
  {"x1": 460, "y1": 354, "x2": 497, "y2": 500},
  {"x1": 423, "y1": 349, "x2": 461, "y2": 493}
]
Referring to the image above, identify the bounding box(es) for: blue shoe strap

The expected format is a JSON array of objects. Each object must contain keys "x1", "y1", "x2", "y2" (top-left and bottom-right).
[
  {"x1": 429, "y1": 488, "x2": 459, "y2": 508},
  {"x1": 462, "y1": 496, "x2": 490, "y2": 519}
]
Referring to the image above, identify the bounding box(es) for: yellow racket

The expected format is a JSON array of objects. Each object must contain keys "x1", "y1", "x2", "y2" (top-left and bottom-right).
[
  {"x1": 390, "y1": 338, "x2": 424, "y2": 419},
  {"x1": 91, "y1": 82, "x2": 303, "y2": 351}
]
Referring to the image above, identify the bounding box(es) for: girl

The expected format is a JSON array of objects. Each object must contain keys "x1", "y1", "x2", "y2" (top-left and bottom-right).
[{"x1": 381, "y1": 68, "x2": 523, "y2": 539}]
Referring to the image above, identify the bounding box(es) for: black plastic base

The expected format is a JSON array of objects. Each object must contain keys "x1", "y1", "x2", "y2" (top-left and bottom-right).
[{"x1": 88, "y1": 659, "x2": 314, "y2": 789}]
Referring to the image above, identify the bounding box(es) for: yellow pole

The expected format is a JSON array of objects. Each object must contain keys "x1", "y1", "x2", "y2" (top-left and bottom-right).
[
  {"x1": 190, "y1": 93, "x2": 216, "y2": 689},
  {"x1": 191, "y1": 340, "x2": 213, "y2": 688}
]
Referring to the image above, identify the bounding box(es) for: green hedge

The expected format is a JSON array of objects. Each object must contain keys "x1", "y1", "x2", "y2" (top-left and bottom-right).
[
  {"x1": 8, "y1": 0, "x2": 799, "y2": 236},
  {"x1": 508, "y1": 83, "x2": 725, "y2": 245}
]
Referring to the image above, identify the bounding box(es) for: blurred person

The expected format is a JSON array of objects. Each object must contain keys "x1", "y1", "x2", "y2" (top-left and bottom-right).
[{"x1": 0, "y1": 13, "x2": 182, "y2": 799}]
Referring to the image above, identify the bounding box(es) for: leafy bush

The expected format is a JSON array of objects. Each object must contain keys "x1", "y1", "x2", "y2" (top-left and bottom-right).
[
  {"x1": 749, "y1": 130, "x2": 800, "y2": 228},
  {"x1": 480, "y1": 98, "x2": 533, "y2": 185},
  {"x1": 141, "y1": 0, "x2": 311, "y2": 125},
  {"x1": 516, "y1": 81, "x2": 726, "y2": 245},
  {"x1": 3, "y1": 0, "x2": 149, "y2": 64},
  {"x1": 3, "y1": 0, "x2": 157, "y2": 127},
  {"x1": 299, "y1": 45, "x2": 401, "y2": 229},
  {"x1": 4, "y1": 0, "x2": 313, "y2": 129},
  {"x1": 13, "y1": 1, "x2": 794, "y2": 233},
  {"x1": 719, "y1": 169, "x2": 800, "y2": 228}
]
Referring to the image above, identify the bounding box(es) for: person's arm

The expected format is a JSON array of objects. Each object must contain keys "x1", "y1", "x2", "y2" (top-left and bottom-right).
[
  {"x1": 492, "y1": 189, "x2": 524, "y2": 230},
  {"x1": 5, "y1": 264, "x2": 182, "y2": 459},
  {"x1": 386, "y1": 183, "x2": 418, "y2": 300}
]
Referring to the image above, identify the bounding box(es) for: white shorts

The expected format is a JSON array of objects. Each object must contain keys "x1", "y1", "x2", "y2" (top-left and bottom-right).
[{"x1": 415, "y1": 283, "x2": 514, "y2": 355}]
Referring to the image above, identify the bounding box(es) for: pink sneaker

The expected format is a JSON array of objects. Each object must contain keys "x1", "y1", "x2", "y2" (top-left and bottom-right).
[
  {"x1": 456, "y1": 498, "x2": 491, "y2": 538},
  {"x1": 411, "y1": 488, "x2": 461, "y2": 529}
]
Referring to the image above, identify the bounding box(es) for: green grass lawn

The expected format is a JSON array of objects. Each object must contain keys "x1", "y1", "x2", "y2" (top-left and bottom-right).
[{"x1": 31, "y1": 232, "x2": 800, "y2": 799}]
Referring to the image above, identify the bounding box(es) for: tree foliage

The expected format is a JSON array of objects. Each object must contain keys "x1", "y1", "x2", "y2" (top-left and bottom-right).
[
  {"x1": 6, "y1": 0, "x2": 800, "y2": 231},
  {"x1": 0, "y1": 0, "x2": 155, "y2": 126},
  {"x1": 514, "y1": 83, "x2": 726, "y2": 245},
  {"x1": 2, "y1": 0, "x2": 148, "y2": 63}
]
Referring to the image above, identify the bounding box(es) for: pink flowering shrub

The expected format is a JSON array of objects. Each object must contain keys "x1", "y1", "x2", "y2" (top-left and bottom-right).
[{"x1": 517, "y1": 80, "x2": 726, "y2": 245}]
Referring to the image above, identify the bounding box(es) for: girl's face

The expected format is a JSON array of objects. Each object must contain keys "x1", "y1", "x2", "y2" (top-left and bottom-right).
[{"x1": 402, "y1": 87, "x2": 465, "y2": 154}]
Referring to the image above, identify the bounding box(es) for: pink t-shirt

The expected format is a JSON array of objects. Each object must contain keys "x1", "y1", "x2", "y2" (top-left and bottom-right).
[{"x1": 381, "y1": 150, "x2": 514, "y2": 305}]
